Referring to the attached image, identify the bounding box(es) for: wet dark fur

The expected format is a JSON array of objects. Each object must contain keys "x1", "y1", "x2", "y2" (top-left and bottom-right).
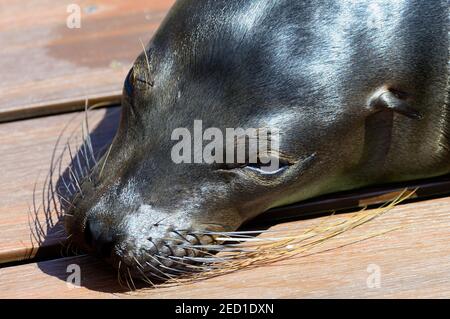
[{"x1": 63, "y1": 0, "x2": 449, "y2": 281}]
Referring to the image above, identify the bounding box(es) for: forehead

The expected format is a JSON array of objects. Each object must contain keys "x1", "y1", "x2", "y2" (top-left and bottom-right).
[{"x1": 129, "y1": 0, "x2": 344, "y2": 145}]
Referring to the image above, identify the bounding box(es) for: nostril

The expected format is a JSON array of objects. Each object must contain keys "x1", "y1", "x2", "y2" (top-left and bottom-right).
[
  {"x1": 84, "y1": 220, "x2": 93, "y2": 247},
  {"x1": 96, "y1": 239, "x2": 115, "y2": 258},
  {"x1": 83, "y1": 219, "x2": 115, "y2": 258}
]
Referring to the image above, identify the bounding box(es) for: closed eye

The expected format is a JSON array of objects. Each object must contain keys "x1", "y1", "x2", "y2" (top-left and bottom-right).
[
  {"x1": 244, "y1": 157, "x2": 291, "y2": 175},
  {"x1": 219, "y1": 157, "x2": 292, "y2": 175}
]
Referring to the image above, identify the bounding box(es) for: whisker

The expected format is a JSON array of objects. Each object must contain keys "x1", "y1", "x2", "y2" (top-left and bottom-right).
[
  {"x1": 171, "y1": 256, "x2": 231, "y2": 263},
  {"x1": 185, "y1": 244, "x2": 257, "y2": 253},
  {"x1": 99, "y1": 143, "x2": 113, "y2": 179},
  {"x1": 77, "y1": 142, "x2": 91, "y2": 179},
  {"x1": 156, "y1": 255, "x2": 206, "y2": 271},
  {"x1": 194, "y1": 230, "x2": 275, "y2": 236},
  {"x1": 215, "y1": 237, "x2": 289, "y2": 242},
  {"x1": 143, "y1": 253, "x2": 180, "y2": 282},
  {"x1": 136, "y1": 267, "x2": 156, "y2": 287},
  {"x1": 154, "y1": 256, "x2": 194, "y2": 274},
  {"x1": 80, "y1": 112, "x2": 96, "y2": 167},
  {"x1": 123, "y1": 269, "x2": 133, "y2": 291},
  {"x1": 83, "y1": 102, "x2": 97, "y2": 166},
  {"x1": 68, "y1": 167, "x2": 83, "y2": 197},
  {"x1": 139, "y1": 38, "x2": 152, "y2": 84},
  {"x1": 117, "y1": 261, "x2": 124, "y2": 288},
  {"x1": 144, "y1": 260, "x2": 174, "y2": 282},
  {"x1": 58, "y1": 195, "x2": 74, "y2": 207},
  {"x1": 127, "y1": 267, "x2": 137, "y2": 291}
]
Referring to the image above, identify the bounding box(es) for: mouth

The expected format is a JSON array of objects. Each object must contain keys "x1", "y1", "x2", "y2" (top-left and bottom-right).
[
  {"x1": 113, "y1": 229, "x2": 219, "y2": 282},
  {"x1": 67, "y1": 213, "x2": 225, "y2": 284}
]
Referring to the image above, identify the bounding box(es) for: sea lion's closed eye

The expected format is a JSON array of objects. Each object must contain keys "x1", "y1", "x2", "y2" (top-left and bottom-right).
[
  {"x1": 245, "y1": 161, "x2": 291, "y2": 175},
  {"x1": 217, "y1": 157, "x2": 292, "y2": 176}
]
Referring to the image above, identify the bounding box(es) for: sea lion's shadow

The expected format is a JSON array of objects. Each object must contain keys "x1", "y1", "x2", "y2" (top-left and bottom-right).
[{"x1": 33, "y1": 107, "x2": 129, "y2": 293}]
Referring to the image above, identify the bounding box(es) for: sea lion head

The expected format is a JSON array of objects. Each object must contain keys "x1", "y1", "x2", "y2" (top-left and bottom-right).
[{"x1": 64, "y1": 0, "x2": 448, "y2": 279}]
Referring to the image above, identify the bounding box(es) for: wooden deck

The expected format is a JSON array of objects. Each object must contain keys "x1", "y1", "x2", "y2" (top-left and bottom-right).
[
  {"x1": 0, "y1": 0, "x2": 174, "y2": 122},
  {"x1": 0, "y1": 0, "x2": 449, "y2": 299}
]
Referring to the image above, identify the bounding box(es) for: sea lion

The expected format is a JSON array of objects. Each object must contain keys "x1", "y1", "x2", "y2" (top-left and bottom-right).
[{"x1": 64, "y1": 0, "x2": 449, "y2": 279}]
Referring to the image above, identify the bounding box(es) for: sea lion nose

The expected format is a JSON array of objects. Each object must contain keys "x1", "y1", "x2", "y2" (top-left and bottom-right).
[{"x1": 84, "y1": 220, "x2": 115, "y2": 258}]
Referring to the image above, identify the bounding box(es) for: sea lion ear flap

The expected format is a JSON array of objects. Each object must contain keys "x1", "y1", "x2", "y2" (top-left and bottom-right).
[{"x1": 369, "y1": 89, "x2": 423, "y2": 120}]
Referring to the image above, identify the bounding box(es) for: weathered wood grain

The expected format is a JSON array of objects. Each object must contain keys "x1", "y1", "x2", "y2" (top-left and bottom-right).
[
  {"x1": 0, "y1": 107, "x2": 120, "y2": 263},
  {"x1": 1, "y1": 196, "x2": 449, "y2": 298},
  {"x1": 0, "y1": 0, "x2": 174, "y2": 122}
]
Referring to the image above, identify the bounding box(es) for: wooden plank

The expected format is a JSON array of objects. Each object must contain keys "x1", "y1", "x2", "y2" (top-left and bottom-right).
[
  {"x1": 0, "y1": 107, "x2": 120, "y2": 263},
  {"x1": 0, "y1": 0, "x2": 174, "y2": 122},
  {"x1": 1, "y1": 196, "x2": 449, "y2": 298},
  {"x1": 257, "y1": 175, "x2": 450, "y2": 223}
]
